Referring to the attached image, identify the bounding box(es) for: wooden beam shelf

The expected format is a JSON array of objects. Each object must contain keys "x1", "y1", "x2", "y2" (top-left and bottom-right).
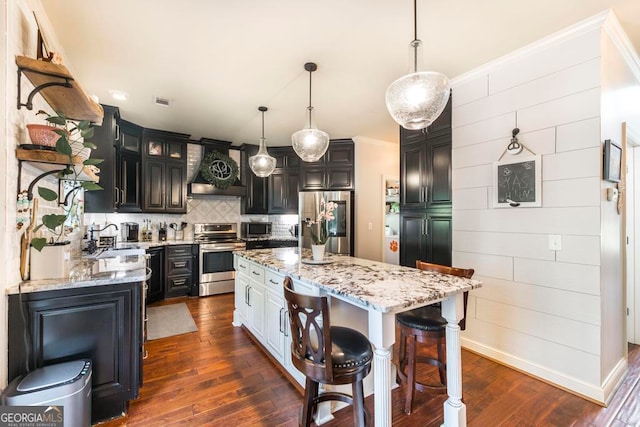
[
  {"x1": 16, "y1": 56, "x2": 104, "y2": 125},
  {"x1": 16, "y1": 148, "x2": 99, "y2": 183}
]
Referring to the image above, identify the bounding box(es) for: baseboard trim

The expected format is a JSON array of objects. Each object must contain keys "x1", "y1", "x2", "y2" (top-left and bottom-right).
[{"x1": 461, "y1": 337, "x2": 628, "y2": 405}]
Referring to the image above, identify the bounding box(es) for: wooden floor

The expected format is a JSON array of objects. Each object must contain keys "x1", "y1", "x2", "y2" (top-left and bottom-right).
[{"x1": 98, "y1": 294, "x2": 640, "y2": 426}]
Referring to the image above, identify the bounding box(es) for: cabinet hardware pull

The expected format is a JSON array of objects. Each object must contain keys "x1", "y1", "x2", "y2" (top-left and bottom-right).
[
  {"x1": 246, "y1": 286, "x2": 251, "y2": 307},
  {"x1": 239, "y1": 264, "x2": 246, "y2": 269},
  {"x1": 279, "y1": 308, "x2": 284, "y2": 333},
  {"x1": 252, "y1": 271, "x2": 260, "y2": 276},
  {"x1": 423, "y1": 186, "x2": 428, "y2": 202},
  {"x1": 114, "y1": 187, "x2": 120, "y2": 204},
  {"x1": 115, "y1": 124, "x2": 121, "y2": 143},
  {"x1": 283, "y1": 311, "x2": 289, "y2": 337},
  {"x1": 120, "y1": 189, "x2": 125, "y2": 204},
  {"x1": 174, "y1": 262, "x2": 187, "y2": 268},
  {"x1": 423, "y1": 219, "x2": 429, "y2": 235},
  {"x1": 269, "y1": 279, "x2": 278, "y2": 285}
]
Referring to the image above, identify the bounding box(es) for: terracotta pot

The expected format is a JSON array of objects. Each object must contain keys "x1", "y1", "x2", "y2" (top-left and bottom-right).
[{"x1": 26, "y1": 124, "x2": 68, "y2": 148}]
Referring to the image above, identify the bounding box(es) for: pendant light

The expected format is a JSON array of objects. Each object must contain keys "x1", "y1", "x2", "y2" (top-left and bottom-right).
[
  {"x1": 291, "y1": 62, "x2": 330, "y2": 162},
  {"x1": 249, "y1": 106, "x2": 276, "y2": 177},
  {"x1": 385, "y1": 0, "x2": 450, "y2": 130}
]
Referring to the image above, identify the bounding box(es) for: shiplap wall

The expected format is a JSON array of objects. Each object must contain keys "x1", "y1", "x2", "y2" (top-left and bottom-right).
[{"x1": 451, "y1": 15, "x2": 622, "y2": 402}]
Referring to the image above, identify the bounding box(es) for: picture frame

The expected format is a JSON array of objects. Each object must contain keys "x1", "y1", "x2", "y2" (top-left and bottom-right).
[
  {"x1": 603, "y1": 139, "x2": 622, "y2": 183},
  {"x1": 493, "y1": 155, "x2": 542, "y2": 208}
]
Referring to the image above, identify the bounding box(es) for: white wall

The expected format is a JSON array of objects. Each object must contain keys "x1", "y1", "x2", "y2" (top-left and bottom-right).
[
  {"x1": 451, "y1": 11, "x2": 639, "y2": 403},
  {"x1": 353, "y1": 136, "x2": 398, "y2": 261},
  {"x1": 1, "y1": 0, "x2": 8, "y2": 388}
]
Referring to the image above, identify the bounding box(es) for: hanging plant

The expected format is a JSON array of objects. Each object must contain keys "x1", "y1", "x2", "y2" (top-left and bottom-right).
[{"x1": 199, "y1": 150, "x2": 239, "y2": 189}]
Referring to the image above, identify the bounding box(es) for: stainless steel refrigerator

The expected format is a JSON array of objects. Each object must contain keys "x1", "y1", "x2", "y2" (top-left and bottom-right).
[{"x1": 299, "y1": 191, "x2": 354, "y2": 256}]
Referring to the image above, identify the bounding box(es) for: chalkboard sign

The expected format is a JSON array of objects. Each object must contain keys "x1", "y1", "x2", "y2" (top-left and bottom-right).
[{"x1": 493, "y1": 155, "x2": 541, "y2": 208}]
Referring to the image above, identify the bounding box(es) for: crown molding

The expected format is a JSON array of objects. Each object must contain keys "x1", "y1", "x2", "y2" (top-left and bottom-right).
[{"x1": 602, "y1": 11, "x2": 640, "y2": 83}]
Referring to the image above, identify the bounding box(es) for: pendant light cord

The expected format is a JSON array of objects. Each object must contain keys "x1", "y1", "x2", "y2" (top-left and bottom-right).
[
  {"x1": 307, "y1": 69, "x2": 313, "y2": 125},
  {"x1": 412, "y1": 0, "x2": 418, "y2": 73},
  {"x1": 261, "y1": 109, "x2": 265, "y2": 139}
]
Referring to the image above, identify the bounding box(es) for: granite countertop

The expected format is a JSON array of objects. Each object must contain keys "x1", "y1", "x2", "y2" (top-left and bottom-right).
[
  {"x1": 234, "y1": 248, "x2": 482, "y2": 314},
  {"x1": 241, "y1": 236, "x2": 298, "y2": 242},
  {"x1": 7, "y1": 254, "x2": 151, "y2": 295}
]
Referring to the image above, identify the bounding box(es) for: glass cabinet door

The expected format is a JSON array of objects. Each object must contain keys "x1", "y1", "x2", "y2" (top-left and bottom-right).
[{"x1": 147, "y1": 140, "x2": 163, "y2": 157}]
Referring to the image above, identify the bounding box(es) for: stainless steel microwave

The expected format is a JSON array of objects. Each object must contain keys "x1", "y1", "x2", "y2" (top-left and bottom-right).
[{"x1": 240, "y1": 222, "x2": 272, "y2": 238}]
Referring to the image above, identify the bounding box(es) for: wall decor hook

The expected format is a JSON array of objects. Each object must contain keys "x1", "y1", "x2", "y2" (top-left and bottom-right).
[{"x1": 507, "y1": 127, "x2": 522, "y2": 155}]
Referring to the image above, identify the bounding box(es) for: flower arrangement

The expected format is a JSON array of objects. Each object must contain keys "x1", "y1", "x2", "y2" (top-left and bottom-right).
[{"x1": 308, "y1": 198, "x2": 337, "y2": 245}]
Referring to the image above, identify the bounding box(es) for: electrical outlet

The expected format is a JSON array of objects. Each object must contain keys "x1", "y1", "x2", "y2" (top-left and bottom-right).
[
  {"x1": 367, "y1": 222, "x2": 373, "y2": 231},
  {"x1": 548, "y1": 234, "x2": 562, "y2": 251}
]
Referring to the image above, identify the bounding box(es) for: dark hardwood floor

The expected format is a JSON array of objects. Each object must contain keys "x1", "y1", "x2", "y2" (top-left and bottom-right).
[{"x1": 98, "y1": 294, "x2": 640, "y2": 426}]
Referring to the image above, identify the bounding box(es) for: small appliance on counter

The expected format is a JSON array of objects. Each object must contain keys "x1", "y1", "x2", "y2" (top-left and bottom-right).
[
  {"x1": 158, "y1": 223, "x2": 167, "y2": 241},
  {"x1": 120, "y1": 222, "x2": 139, "y2": 242},
  {"x1": 240, "y1": 221, "x2": 272, "y2": 238},
  {"x1": 289, "y1": 224, "x2": 299, "y2": 238}
]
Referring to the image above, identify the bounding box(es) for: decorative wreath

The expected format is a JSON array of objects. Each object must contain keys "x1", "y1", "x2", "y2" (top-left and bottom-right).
[{"x1": 199, "y1": 150, "x2": 239, "y2": 189}]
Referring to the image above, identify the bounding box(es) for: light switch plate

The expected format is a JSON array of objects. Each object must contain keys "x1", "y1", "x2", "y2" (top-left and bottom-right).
[{"x1": 548, "y1": 234, "x2": 562, "y2": 251}]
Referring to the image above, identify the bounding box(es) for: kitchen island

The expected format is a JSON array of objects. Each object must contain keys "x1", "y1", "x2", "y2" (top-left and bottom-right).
[{"x1": 233, "y1": 248, "x2": 481, "y2": 427}]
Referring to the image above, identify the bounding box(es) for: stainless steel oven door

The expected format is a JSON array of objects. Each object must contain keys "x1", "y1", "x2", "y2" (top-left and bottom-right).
[{"x1": 198, "y1": 243, "x2": 244, "y2": 296}]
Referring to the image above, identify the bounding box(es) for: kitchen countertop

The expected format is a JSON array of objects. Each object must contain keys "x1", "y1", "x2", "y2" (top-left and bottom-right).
[
  {"x1": 114, "y1": 239, "x2": 196, "y2": 249},
  {"x1": 234, "y1": 247, "x2": 481, "y2": 314},
  {"x1": 241, "y1": 236, "x2": 298, "y2": 242},
  {"x1": 7, "y1": 254, "x2": 150, "y2": 295}
]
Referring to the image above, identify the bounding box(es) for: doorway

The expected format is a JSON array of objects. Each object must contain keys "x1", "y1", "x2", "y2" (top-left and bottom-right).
[{"x1": 626, "y1": 123, "x2": 640, "y2": 344}]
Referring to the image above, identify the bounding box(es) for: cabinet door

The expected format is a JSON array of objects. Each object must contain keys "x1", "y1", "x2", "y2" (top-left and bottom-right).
[
  {"x1": 84, "y1": 105, "x2": 118, "y2": 213},
  {"x1": 248, "y1": 282, "x2": 265, "y2": 341},
  {"x1": 265, "y1": 290, "x2": 286, "y2": 364},
  {"x1": 300, "y1": 167, "x2": 325, "y2": 190},
  {"x1": 165, "y1": 161, "x2": 186, "y2": 213},
  {"x1": 268, "y1": 172, "x2": 287, "y2": 213},
  {"x1": 119, "y1": 151, "x2": 142, "y2": 212},
  {"x1": 326, "y1": 166, "x2": 353, "y2": 190},
  {"x1": 118, "y1": 120, "x2": 142, "y2": 155},
  {"x1": 147, "y1": 247, "x2": 165, "y2": 304},
  {"x1": 143, "y1": 159, "x2": 165, "y2": 211},
  {"x1": 243, "y1": 145, "x2": 268, "y2": 214},
  {"x1": 426, "y1": 213, "x2": 453, "y2": 266},
  {"x1": 286, "y1": 170, "x2": 300, "y2": 211},
  {"x1": 427, "y1": 134, "x2": 452, "y2": 208},
  {"x1": 400, "y1": 141, "x2": 428, "y2": 211},
  {"x1": 235, "y1": 271, "x2": 250, "y2": 324},
  {"x1": 399, "y1": 212, "x2": 428, "y2": 268},
  {"x1": 165, "y1": 274, "x2": 191, "y2": 298}
]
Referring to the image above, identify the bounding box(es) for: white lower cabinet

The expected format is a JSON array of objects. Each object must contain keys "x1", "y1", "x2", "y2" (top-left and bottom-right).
[{"x1": 233, "y1": 255, "x2": 319, "y2": 388}]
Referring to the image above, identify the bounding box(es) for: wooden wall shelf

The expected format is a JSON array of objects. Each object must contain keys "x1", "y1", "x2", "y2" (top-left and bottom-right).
[
  {"x1": 16, "y1": 148, "x2": 99, "y2": 182},
  {"x1": 16, "y1": 56, "x2": 104, "y2": 125}
]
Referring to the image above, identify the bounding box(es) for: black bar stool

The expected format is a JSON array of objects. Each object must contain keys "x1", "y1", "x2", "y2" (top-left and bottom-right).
[
  {"x1": 396, "y1": 261, "x2": 474, "y2": 415},
  {"x1": 283, "y1": 276, "x2": 373, "y2": 427}
]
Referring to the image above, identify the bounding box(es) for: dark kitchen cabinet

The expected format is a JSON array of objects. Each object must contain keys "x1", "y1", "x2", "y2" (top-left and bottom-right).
[
  {"x1": 299, "y1": 139, "x2": 354, "y2": 191},
  {"x1": 146, "y1": 246, "x2": 165, "y2": 304},
  {"x1": 7, "y1": 282, "x2": 142, "y2": 424},
  {"x1": 241, "y1": 144, "x2": 268, "y2": 214},
  {"x1": 399, "y1": 96, "x2": 452, "y2": 267},
  {"x1": 142, "y1": 129, "x2": 189, "y2": 213},
  {"x1": 268, "y1": 147, "x2": 300, "y2": 214},
  {"x1": 165, "y1": 245, "x2": 193, "y2": 298},
  {"x1": 85, "y1": 105, "x2": 142, "y2": 213}
]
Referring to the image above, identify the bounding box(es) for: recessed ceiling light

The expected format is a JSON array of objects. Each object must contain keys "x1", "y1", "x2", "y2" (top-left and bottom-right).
[{"x1": 109, "y1": 90, "x2": 128, "y2": 101}]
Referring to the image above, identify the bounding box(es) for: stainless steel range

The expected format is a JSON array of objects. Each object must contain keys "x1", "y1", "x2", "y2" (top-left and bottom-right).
[{"x1": 194, "y1": 223, "x2": 246, "y2": 296}]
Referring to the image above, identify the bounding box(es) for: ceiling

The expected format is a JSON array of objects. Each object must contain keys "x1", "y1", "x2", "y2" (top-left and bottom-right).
[{"x1": 39, "y1": 0, "x2": 640, "y2": 146}]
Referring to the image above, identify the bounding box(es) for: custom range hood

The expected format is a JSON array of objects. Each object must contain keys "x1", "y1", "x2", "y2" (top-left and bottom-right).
[{"x1": 187, "y1": 139, "x2": 247, "y2": 197}]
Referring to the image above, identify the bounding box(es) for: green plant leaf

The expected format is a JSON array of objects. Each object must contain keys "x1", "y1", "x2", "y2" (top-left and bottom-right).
[
  {"x1": 30, "y1": 237, "x2": 47, "y2": 251},
  {"x1": 83, "y1": 142, "x2": 97, "y2": 149},
  {"x1": 46, "y1": 116, "x2": 67, "y2": 126},
  {"x1": 83, "y1": 158, "x2": 104, "y2": 165},
  {"x1": 42, "y1": 214, "x2": 67, "y2": 231},
  {"x1": 81, "y1": 181, "x2": 103, "y2": 191},
  {"x1": 38, "y1": 187, "x2": 58, "y2": 201},
  {"x1": 56, "y1": 137, "x2": 72, "y2": 156},
  {"x1": 77, "y1": 120, "x2": 91, "y2": 130},
  {"x1": 81, "y1": 127, "x2": 94, "y2": 139}
]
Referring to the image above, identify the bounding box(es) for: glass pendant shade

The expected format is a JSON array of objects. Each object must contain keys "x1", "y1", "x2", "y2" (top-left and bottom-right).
[
  {"x1": 249, "y1": 107, "x2": 276, "y2": 177},
  {"x1": 385, "y1": 0, "x2": 450, "y2": 130},
  {"x1": 385, "y1": 70, "x2": 450, "y2": 130},
  {"x1": 292, "y1": 107, "x2": 330, "y2": 162},
  {"x1": 292, "y1": 62, "x2": 330, "y2": 162}
]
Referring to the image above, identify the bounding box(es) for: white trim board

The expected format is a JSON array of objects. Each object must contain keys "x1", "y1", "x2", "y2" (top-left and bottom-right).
[{"x1": 461, "y1": 337, "x2": 628, "y2": 405}]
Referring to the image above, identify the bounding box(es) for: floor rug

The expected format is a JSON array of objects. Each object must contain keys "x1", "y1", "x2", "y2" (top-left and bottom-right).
[{"x1": 147, "y1": 303, "x2": 198, "y2": 340}]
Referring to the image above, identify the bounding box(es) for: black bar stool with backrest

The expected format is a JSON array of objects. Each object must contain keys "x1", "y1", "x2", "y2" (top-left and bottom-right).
[
  {"x1": 396, "y1": 260, "x2": 474, "y2": 415},
  {"x1": 283, "y1": 276, "x2": 373, "y2": 427}
]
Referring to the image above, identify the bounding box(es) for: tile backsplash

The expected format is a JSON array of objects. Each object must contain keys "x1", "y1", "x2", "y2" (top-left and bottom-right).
[{"x1": 84, "y1": 197, "x2": 299, "y2": 241}]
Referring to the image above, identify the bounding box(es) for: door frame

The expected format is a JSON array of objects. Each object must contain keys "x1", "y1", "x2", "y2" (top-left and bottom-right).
[{"x1": 626, "y1": 123, "x2": 640, "y2": 344}]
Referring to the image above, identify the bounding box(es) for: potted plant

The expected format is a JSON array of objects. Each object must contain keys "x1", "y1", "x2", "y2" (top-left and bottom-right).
[
  {"x1": 22, "y1": 111, "x2": 103, "y2": 280},
  {"x1": 306, "y1": 198, "x2": 337, "y2": 261}
]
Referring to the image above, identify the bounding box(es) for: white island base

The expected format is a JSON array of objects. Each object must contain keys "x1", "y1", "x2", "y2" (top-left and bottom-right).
[{"x1": 233, "y1": 249, "x2": 480, "y2": 427}]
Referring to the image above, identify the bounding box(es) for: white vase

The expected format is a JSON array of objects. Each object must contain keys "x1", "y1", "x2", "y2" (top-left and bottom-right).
[
  {"x1": 30, "y1": 242, "x2": 71, "y2": 280},
  {"x1": 311, "y1": 244, "x2": 325, "y2": 261}
]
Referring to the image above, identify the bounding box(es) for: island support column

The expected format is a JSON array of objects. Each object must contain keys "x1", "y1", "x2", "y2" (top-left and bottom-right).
[
  {"x1": 441, "y1": 293, "x2": 466, "y2": 427},
  {"x1": 367, "y1": 310, "x2": 396, "y2": 427}
]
